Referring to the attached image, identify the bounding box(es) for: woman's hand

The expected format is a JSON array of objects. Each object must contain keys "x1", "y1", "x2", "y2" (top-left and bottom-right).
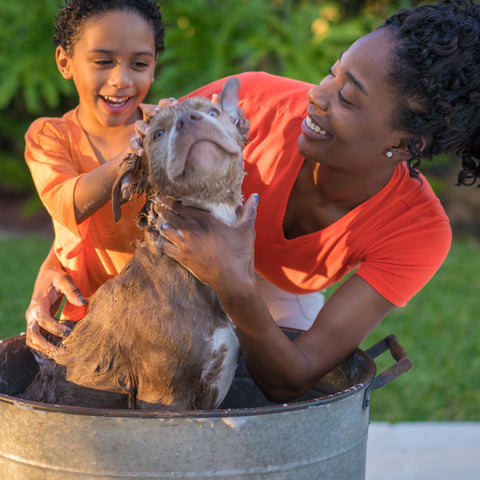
[
  {"x1": 157, "y1": 194, "x2": 259, "y2": 298},
  {"x1": 25, "y1": 246, "x2": 87, "y2": 357}
]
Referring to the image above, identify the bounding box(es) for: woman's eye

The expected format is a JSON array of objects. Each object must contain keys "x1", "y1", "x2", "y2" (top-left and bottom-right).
[
  {"x1": 207, "y1": 108, "x2": 219, "y2": 117},
  {"x1": 338, "y1": 90, "x2": 353, "y2": 107},
  {"x1": 154, "y1": 129, "x2": 165, "y2": 139}
]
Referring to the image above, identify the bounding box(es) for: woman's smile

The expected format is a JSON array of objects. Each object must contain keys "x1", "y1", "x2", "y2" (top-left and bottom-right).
[{"x1": 303, "y1": 115, "x2": 331, "y2": 137}]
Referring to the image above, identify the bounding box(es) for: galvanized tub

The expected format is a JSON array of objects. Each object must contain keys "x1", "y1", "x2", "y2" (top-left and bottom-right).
[{"x1": 0, "y1": 331, "x2": 411, "y2": 479}]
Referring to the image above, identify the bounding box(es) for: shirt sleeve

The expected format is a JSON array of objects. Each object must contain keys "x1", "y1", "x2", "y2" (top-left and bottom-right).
[
  {"x1": 356, "y1": 214, "x2": 452, "y2": 307},
  {"x1": 24, "y1": 117, "x2": 87, "y2": 253}
]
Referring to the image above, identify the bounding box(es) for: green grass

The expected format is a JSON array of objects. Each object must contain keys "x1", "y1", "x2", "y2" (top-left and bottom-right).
[
  {"x1": 359, "y1": 235, "x2": 480, "y2": 422},
  {"x1": 0, "y1": 234, "x2": 479, "y2": 421},
  {"x1": 0, "y1": 235, "x2": 51, "y2": 338}
]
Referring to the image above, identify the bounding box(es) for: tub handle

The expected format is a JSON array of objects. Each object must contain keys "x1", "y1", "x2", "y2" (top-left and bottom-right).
[{"x1": 362, "y1": 334, "x2": 413, "y2": 409}]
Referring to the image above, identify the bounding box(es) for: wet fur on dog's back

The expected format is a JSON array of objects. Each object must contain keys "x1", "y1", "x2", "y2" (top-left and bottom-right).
[{"x1": 23, "y1": 78, "x2": 249, "y2": 410}]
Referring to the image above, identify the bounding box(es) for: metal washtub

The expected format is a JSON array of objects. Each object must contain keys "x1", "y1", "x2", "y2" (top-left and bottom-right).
[{"x1": 0, "y1": 330, "x2": 412, "y2": 479}]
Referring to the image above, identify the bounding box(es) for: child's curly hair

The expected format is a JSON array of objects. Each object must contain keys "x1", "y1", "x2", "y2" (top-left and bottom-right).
[
  {"x1": 53, "y1": 0, "x2": 165, "y2": 56},
  {"x1": 382, "y1": 0, "x2": 480, "y2": 185}
]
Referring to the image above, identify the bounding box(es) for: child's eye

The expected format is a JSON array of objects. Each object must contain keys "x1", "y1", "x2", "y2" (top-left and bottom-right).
[
  {"x1": 207, "y1": 108, "x2": 219, "y2": 117},
  {"x1": 132, "y1": 61, "x2": 149, "y2": 69},
  {"x1": 94, "y1": 60, "x2": 113, "y2": 66},
  {"x1": 154, "y1": 129, "x2": 165, "y2": 139}
]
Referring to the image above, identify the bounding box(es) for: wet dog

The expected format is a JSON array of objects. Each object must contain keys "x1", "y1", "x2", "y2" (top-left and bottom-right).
[{"x1": 23, "y1": 77, "x2": 249, "y2": 410}]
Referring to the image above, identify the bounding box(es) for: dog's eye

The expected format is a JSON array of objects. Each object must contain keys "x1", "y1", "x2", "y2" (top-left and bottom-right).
[
  {"x1": 154, "y1": 129, "x2": 165, "y2": 139},
  {"x1": 207, "y1": 108, "x2": 219, "y2": 117}
]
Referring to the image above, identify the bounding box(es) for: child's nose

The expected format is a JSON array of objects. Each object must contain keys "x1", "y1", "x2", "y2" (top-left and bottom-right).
[{"x1": 109, "y1": 64, "x2": 133, "y2": 88}]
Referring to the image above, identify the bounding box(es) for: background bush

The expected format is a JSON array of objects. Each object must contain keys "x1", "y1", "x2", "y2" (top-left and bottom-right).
[{"x1": 0, "y1": 0, "x2": 417, "y2": 194}]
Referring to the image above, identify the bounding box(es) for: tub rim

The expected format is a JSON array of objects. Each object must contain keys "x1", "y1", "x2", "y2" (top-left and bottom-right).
[{"x1": 0, "y1": 333, "x2": 378, "y2": 419}]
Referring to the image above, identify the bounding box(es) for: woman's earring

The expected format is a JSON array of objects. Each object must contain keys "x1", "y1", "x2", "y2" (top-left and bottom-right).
[{"x1": 386, "y1": 151, "x2": 393, "y2": 158}]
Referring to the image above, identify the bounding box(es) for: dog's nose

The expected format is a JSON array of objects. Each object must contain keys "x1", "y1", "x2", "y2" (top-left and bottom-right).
[{"x1": 176, "y1": 111, "x2": 203, "y2": 131}]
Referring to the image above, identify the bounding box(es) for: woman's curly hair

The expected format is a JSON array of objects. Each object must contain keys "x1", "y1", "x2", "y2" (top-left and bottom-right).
[
  {"x1": 53, "y1": 0, "x2": 165, "y2": 56},
  {"x1": 382, "y1": 0, "x2": 480, "y2": 185}
]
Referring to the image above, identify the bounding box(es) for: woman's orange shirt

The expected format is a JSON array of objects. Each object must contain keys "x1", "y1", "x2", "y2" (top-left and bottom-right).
[{"x1": 188, "y1": 72, "x2": 452, "y2": 307}]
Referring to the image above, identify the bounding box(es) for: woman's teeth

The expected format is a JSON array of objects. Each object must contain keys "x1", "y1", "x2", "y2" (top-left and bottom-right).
[
  {"x1": 102, "y1": 96, "x2": 130, "y2": 106},
  {"x1": 306, "y1": 116, "x2": 327, "y2": 135}
]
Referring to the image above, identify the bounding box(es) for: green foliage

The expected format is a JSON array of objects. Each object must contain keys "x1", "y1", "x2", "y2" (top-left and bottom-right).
[
  {"x1": 149, "y1": 0, "x2": 384, "y2": 100},
  {"x1": 0, "y1": 1, "x2": 74, "y2": 113},
  {"x1": 0, "y1": 0, "x2": 75, "y2": 193}
]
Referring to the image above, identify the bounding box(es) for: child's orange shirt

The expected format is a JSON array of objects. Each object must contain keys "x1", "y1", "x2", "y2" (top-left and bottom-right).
[
  {"x1": 25, "y1": 108, "x2": 145, "y2": 320},
  {"x1": 188, "y1": 72, "x2": 452, "y2": 307}
]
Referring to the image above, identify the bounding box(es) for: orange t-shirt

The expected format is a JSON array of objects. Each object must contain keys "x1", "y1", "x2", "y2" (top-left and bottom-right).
[
  {"x1": 25, "y1": 108, "x2": 145, "y2": 320},
  {"x1": 188, "y1": 72, "x2": 452, "y2": 307}
]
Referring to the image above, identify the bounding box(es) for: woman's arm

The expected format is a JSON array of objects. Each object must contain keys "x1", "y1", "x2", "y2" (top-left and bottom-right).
[
  {"x1": 25, "y1": 244, "x2": 87, "y2": 356},
  {"x1": 157, "y1": 195, "x2": 396, "y2": 401}
]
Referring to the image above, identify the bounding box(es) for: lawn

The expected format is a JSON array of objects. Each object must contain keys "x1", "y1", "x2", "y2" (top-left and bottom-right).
[
  {"x1": 0, "y1": 233, "x2": 478, "y2": 422},
  {"x1": 359, "y1": 234, "x2": 480, "y2": 422}
]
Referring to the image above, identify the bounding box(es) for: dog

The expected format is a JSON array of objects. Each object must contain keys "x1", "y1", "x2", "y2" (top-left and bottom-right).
[{"x1": 23, "y1": 77, "x2": 249, "y2": 410}]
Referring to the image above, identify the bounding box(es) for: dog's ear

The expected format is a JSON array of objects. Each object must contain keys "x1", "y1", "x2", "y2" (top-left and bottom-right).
[
  {"x1": 112, "y1": 153, "x2": 149, "y2": 222},
  {"x1": 219, "y1": 77, "x2": 250, "y2": 140}
]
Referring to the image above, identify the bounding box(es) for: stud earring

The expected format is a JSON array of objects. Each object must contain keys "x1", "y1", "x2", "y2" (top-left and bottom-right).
[{"x1": 386, "y1": 151, "x2": 393, "y2": 158}]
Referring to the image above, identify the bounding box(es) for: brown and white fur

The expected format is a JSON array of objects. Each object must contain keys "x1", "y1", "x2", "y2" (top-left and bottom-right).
[{"x1": 23, "y1": 77, "x2": 249, "y2": 410}]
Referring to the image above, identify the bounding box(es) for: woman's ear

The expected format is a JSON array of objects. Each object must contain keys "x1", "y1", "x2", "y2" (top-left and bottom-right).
[
  {"x1": 388, "y1": 135, "x2": 426, "y2": 161},
  {"x1": 56, "y1": 46, "x2": 73, "y2": 79}
]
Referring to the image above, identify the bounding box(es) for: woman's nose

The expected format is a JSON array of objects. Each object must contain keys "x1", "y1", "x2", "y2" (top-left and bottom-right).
[
  {"x1": 109, "y1": 65, "x2": 133, "y2": 88},
  {"x1": 308, "y1": 82, "x2": 330, "y2": 112}
]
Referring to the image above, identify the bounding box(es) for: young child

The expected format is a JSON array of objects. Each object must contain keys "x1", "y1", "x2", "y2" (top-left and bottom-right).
[{"x1": 24, "y1": 0, "x2": 164, "y2": 334}]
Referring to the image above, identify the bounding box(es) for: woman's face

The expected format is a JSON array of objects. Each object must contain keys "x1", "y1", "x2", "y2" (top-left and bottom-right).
[{"x1": 297, "y1": 28, "x2": 407, "y2": 171}]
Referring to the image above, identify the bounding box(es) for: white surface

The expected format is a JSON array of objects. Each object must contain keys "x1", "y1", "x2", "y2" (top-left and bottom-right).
[{"x1": 366, "y1": 422, "x2": 480, "y2": 480}]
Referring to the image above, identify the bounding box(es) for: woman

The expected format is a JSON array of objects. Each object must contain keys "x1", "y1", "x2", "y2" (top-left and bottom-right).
[{"x1": 26, "y1": 0, "x2": 480, "y2": 401}]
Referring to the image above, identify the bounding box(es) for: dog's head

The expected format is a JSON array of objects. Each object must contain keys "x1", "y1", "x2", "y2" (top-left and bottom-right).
[{"x1": 113, "y1": 77, "x2": 249, "y2": 223}]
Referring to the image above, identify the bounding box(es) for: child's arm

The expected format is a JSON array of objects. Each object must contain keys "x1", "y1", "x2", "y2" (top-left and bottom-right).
[
  {"x1": 73, "y1": 148, "x2": 129, "y2": 223},
  {"x1": 74, "y1": 102, "x2": 169, "y2": 223},
  {"x1": 25, "y1": 245, "x2": 87, "y2": 356}
]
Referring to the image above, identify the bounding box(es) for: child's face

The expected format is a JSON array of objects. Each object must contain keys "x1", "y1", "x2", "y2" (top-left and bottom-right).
[{"x1": 56, "y1": 10, "x2": 157, "y2": 132}]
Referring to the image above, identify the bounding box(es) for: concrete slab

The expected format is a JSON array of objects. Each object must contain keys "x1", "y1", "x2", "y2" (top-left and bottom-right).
[{"x1": 366, "y1": 422, "x2": 480, "y2": 480}]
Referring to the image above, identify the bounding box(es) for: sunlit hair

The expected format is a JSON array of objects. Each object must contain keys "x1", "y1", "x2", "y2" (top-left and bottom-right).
[
  {"x1": 382, "y1": 0, "x2": 480, "y2": 185},
  {"x1": 53, "y1": 0, "x2": 165, "y2": 56}
]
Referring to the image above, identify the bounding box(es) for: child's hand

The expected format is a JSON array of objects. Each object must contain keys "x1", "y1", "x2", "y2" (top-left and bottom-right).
[
  {"x1": 25, "y1": 249, "x2": 87, "y2": 357},
  {"x1": 132, "y1": 99, "x2": 179, "y2": 156}
]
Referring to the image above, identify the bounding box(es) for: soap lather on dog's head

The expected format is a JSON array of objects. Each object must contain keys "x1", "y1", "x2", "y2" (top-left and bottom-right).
[{"x1": 113, "y1": 77, "x2": 249, "y2": 222}]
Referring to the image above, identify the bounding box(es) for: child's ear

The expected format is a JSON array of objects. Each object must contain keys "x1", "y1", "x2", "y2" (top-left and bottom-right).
[{"x1": 56, "y1": 46, "x2": 73, "y2": 80}]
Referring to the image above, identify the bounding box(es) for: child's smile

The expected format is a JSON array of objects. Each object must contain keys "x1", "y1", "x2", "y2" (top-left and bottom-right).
[{"x1": 100, "y1": 95, "x2": 135, "y2": 114}]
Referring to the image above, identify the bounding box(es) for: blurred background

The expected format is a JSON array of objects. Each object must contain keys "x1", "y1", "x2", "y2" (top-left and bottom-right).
[{"x1": 0, "y1": 0, "x2": 478, "y2": 423}]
